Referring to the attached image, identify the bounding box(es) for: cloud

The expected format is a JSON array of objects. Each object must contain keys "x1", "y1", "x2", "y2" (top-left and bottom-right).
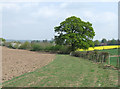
[
  {"x1": 31, "y1": 6, "x2": 56, "y2": 18},
  {"x1": 0, "y1": 0, "x2": 119, "y2": 2},
  {"x1": 2, "y1": 2, "x2": 118, "y2": 40},
  {"x1": 82, "y1": 10, "x2": 117, "y2": 23},
  {"x1": 60, "y1": 2, "x2": 69, "y2": 8},
  {"x1": 0, "y1": 3, "x2": 21, "y2": 11}
]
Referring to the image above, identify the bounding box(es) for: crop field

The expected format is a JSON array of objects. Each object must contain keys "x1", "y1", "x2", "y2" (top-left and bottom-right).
[{"x1": 77, "y1": 45, "x2": 120, "y2": 51}]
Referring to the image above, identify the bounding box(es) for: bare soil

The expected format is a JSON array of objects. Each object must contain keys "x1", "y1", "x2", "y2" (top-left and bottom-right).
[{"x1": 2, "y1": 47, "x2": 55, "y2": 82}]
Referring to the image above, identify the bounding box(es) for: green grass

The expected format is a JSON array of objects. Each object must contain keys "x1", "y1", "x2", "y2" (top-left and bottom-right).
[
  {"x1": 3, "y1": 55, "x2": 118, "y2": 87},
  {"x1": 98, "y1": 48, "x2": 119, "y2": 67},
  {"x1": 98, "y1": 48, "x2": 118, "y2": 55},
  {"x1": 109, "y1": 57, "x2": 119, "y2": 67}
]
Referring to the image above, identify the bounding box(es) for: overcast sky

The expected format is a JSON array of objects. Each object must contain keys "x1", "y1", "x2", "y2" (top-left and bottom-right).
[{"x1": 0, "y1": 2, "x2": 118, "y2": 40}]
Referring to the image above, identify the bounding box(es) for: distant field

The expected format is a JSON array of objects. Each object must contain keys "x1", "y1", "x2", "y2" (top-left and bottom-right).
[
  {"x1": 3, "y1": 55, "x2": 118, "y2": 87},
  {"x1": 98, "y1": 48, "x2": 119, "y2": 67},
  {"x1": 77, "y1": 45, "x2": 120, "y2": 51},
  {"x1": 98, "y1": 48, "x2": 119, "y2": 56}
]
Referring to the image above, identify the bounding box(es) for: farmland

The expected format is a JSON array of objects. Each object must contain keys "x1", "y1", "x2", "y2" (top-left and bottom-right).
[
  {"x1": 77, "y1": 45, "x2": 120, "y2": 51},
  {"x1": 2, "y1": 46, "x2": 55, "y2": 82},
  {"x1": 3, "y1": 54, "x2": 118, "y2": 87},
  {"x1": 1, "y1": 2, "x2": 119, "y2": 87},
  {"x1": 2, "y1": 46, "x2": 118, "y2": 87}
]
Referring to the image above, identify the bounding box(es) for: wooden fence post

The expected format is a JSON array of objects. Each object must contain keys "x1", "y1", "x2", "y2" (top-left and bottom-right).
[
  {"x1": 117, "y1": 57, "x2": 119, "y2": 67},
  {"x1": 108, "y1": 54, "x2": 110, "y2": 65},
  {"x1": 101, "y1": 55, "x2": 104, "y2": 64}
]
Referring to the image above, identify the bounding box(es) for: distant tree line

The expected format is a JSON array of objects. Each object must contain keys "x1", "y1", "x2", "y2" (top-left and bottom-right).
[
  {"x1": 31, "y1": 39, "x2": 54, "y2": 44},
  {"x1": 94, "y1": 38, "x2": 120, "y2": 46}
]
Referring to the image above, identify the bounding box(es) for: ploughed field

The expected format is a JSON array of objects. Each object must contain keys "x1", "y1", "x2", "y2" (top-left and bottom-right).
[{"x1": 2, "y1": 47, "x2": 55, "y2": 82}]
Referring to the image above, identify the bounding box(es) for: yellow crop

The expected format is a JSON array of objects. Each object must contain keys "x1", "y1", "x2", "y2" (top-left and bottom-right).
[{"x1": 77, "y1": 45, "x2": 120, "y2": 51}]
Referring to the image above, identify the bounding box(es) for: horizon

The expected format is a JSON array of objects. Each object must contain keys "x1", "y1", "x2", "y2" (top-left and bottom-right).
[{"x1": 5, "y1": 38, "x2": 119, "y2": 41}]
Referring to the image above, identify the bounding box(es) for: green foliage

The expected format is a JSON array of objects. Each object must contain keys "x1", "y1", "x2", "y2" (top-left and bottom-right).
[
  {"x1": 42, "y1": 39, "x2": 48, "y2": 43},
  {"x1": 71, "y1": 51, "x2": 109, "y2": 63},
  {"x1": 30, "y1": 42, "x2": 70, "y2": 54},
  {"x1": 101, "y1": 38, "x2": 107, "y2": 43},
  {"x1": 0, "y1": 38, "x2": 6, "y2": 42},
  {"x1": 94, "y1": 40, "x2": 100, "y2": 46},
  {"x1": 30, "y1": 43, "x2": 43, "y2": 51},
  {"x1": 44, "y1": 45, "x2": 70, "y2": 54},
  {"x1": 19, "y1": 41, "x2": 31, "y2": 50},
  {"x1": 54, "y1": 16, "x2": 95, "y2": 51},
  {"x1": 107, "y1": 39, "x2": 117, "y2": 45}
]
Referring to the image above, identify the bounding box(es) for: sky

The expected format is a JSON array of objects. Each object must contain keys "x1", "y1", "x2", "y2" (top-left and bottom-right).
[{"x1": 0, "y1": 2, "x2": 118, "y2": 41}]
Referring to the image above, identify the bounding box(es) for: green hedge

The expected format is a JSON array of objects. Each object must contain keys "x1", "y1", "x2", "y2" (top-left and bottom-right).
[
  {"x1": 3, "y1": 41, "x2": 71, "y2": 54},
  {"x1": 30, "y1": 43, "x2": 70, "y2": 54},
  {"x1": 70, "y1": 51, "x2": 109, "y2": 63}
]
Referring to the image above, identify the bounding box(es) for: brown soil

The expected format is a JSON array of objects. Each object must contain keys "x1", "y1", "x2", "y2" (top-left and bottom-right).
[{"x1": 2, "y1": 47, "x2": 55, "y2": 82}]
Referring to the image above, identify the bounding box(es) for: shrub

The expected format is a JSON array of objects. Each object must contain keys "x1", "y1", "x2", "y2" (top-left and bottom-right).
[
  {"x1": 59, "y1": 45, "x2": 71, "y2": 54},
  {"x1": 19, "y1": 41, "x2": 31, "y2": 50},
  {"x1": 30, "y1": 43, "x2": 43, "y2": 51}
]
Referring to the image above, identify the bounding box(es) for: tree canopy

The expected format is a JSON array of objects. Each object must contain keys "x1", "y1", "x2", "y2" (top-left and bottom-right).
[
  {"x1": 0, "y1": 38, "x2": 6, "y2": 42},
  {"x1": 101, "y1": 38, "x2": 107, "y2": 43},
  {"x1": 54, "y1": 16, "x2": 95, "y2": 51},
  {"x1": 94, "y1": 40, "x2": 100, "y2": 46}
]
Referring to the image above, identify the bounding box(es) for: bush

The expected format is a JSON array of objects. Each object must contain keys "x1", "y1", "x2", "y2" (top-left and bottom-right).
[
  {"x1": 30, "y1": 43, "x2": 43, "y2": 51},
  {"x1": 58, "y1": 45, "x2": 71, "y2": 54},
  {"x1": 3, "y1": 41, "x2": 72, "y2": 54}
]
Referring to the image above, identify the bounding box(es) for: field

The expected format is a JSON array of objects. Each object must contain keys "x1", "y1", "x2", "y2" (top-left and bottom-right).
[
  {"x1": 77, "y1": 45, "x2": 120, "y2": 51},
  {"x1": 2, "y1": 46, "x2": 119, "y2": 87},
  {"x1": 2, "y1": 46, "x2": 55, "y2": 82},
  {"x1": 97, "y1": 48, "x2": 119, "y2": 67},
  {"x1": 98, "y1": 48, "x2": 119, "y2": 56},
  {"x1": 2, "y1": 47, "x2": 118, "y2": 87}
]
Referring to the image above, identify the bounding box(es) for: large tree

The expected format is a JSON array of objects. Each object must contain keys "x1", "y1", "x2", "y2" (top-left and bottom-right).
[{"x1": 54, "y1": 16, "x2": 95, "y2": 51}]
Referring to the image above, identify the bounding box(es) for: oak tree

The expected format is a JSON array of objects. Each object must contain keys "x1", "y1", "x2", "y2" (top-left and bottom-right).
[{"x1": 54, "y1": 16, "x2": 95, "y2": 51}]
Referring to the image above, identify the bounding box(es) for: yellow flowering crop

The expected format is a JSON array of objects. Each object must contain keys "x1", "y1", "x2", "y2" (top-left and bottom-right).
[{"x1": 77, "y1": 45, "x2": 120, "y2": 51}]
